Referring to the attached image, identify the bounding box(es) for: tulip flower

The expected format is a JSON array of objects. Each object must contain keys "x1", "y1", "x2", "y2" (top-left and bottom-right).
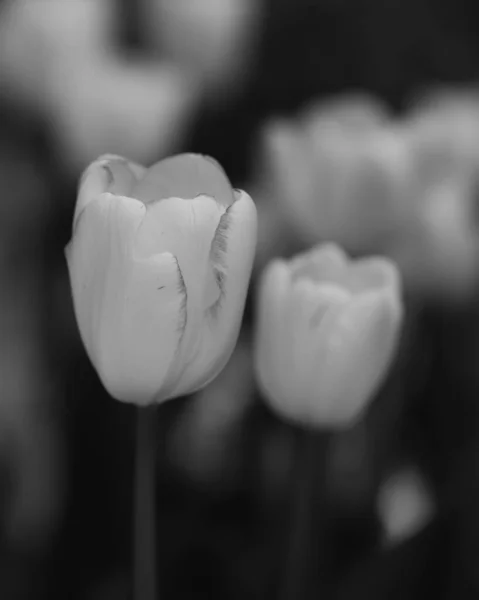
[
  {"x1": 66, "y1": 153, "x2": 257, "y2": 405},
  {"x1": 258, "y1": 95, "x2": 410, "y2": 255},
  {"x1": 140, "y1": 0, "x2": 261, "y2": 102},
  {"x1": 255, "y1": 243, "x2": 403, "y2": 427},
  {"x1": 0, "y1": 0, "x2": 200, "y2": 169},
  {"x1": 388, "y1": 90, "x2": 479, "y2": 301},
  {"x1": 377, "y1": 467, "x2": 434, "y2": 547}
]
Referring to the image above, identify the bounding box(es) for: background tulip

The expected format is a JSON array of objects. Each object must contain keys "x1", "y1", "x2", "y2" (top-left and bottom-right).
[
  {"x1": 255, "y1": 95, "x2": 410, "y2": 256},
  {"x1": 377, "y1": 467, "x2": 435, "y2": 547},
  {"x1": 385, "y1": 91, "x2": 479, "y2": 301},
  {"x1": 66, "y1": 153, "x2": 257, "y2": 405},
  {"x1": 0, "y1": 0, "x2": 200, "y2": 170},
  {"x1": 255, "y1": 243, "x2": 403, "y2": 428},
  {"x1": 139, "y1": 0, "x2": 261, "y2": 103}
]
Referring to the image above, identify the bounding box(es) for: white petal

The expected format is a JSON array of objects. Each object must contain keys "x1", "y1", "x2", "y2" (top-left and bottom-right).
[
  {"x1": 309, "y1": 289, "x2": 402, "y2": 427},
  {"x1": 167, "y1": 189, "x2": 257, "y2": 398},
  {"x1": 96, "y1": 154, "x2": 147, "y2": 181},
  {"x1": 255, "y1": 258, "x2": 293, "y2": 414},
  {"x1": 74, "y1": 155, "x2": 146, "y2": 229},
  {"x1": 134, "y1": 194, "x2": 224, "y2": 274},
  {"x1": 347, "y1": 256, "x2": 402, "y2": 295},
  {"x1": 135, "y1": 195, "x2": 226, "y2": 382},
  {"x1": 99, "y1": 251, "x2": 186, "y2": 404},
  {"x1": 292, "y1": 243, "x2": 349, "y2": 283},
  {"x1": 66, "y1": 193, "x2": 184, "y2": 404},
  {"x1": 66, "y1": 193, "x2": 146, "y2": 365},
  {"x1": 285, "y1": 281, "x2": 351, "y2": 424}
]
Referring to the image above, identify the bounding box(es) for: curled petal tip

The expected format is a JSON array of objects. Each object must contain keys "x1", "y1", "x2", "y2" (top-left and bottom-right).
[
  {"x1": 94, "y1": 153, "x2": 129, "y2": 164},
  {"x1": 74, "y1": 163, "x2": 111, "y2": 231},
  {"x1": 75, "y1": 155, "x2": 146, "y2": 229}
]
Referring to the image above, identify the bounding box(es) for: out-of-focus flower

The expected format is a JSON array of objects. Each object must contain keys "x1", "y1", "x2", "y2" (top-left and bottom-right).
[
  {"x1": 0, "y1": 0, "x2": 200, "y2": 169},
  {"x1": 255, "y1": 95, "x2": 410, "y2": 257},
  {"x1": 0, "y1": 0, "x2": 113, "y2": 111},
  {"x1": 255, "y1": 89, "x2": 479, "y2": 303},
  {"x1": 66, "y1": 153, "x2": 257, "y2": 405},
  {"x1": 407, "y1": 87, "x2": 479, "y2": 162},
  {"x1": 50, "y1": 60, "x2": 198, "y2": 171},
  {"x1": 386, "y1": 90, "x2": 479, "y2": 302},
  {"x1": 255, "y1": 243, "x2": 403, "y2": 428},
  {"x1": 377, "y1": 467, "x2": 435, "y2": 547},
  {"x1": 140, "y1": 0, "x2": 262, "y2": 102}
]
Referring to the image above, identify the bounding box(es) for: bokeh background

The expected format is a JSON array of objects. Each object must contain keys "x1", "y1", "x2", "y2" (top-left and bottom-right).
[{"x1": 2, "y1": 0, "x2": 479, "y2": 598}]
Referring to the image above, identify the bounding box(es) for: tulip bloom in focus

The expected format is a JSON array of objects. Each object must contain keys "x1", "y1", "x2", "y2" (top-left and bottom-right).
[
  {"x1": 66, "y1": 154, "x2": 257, "y2": 404},
  {"x1": 255, "y1": 244, "x2": 403, "y2": 427}
]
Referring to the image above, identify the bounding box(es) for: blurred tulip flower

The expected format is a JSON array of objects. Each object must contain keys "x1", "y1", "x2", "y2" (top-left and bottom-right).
[
  {"x1": 0, "y1": 0, "x2": 113, "y2": 110},
  {"x1": 66, "y1": 153, "x2": 257, "y2": 405},
  {"x1": 141, "y1": 0, "x2": 261, "y2": 102},
  {"x1": 377, "y1": 467, "x2": 435, "y2": 547},
  {"x1": 0, "y1": 0, "x2": 200, "y2": 169},
  {"x1": 257, "y1": 95, "x2": 409, "y2": 255},
  {"x1": 388, "y1": 90, "x2": 479, "y2": 301},
  {"x1": 255, "y1": 244, "x2": 403, "y2": 427}
]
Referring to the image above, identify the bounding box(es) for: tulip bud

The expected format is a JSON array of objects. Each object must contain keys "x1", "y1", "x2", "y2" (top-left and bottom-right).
[
  {"x1": 66, "y1": 153, "x2": 257, "y2": 405},
  {"x1": 255, "y1": 244, "x2": 403, "y2": 427}
]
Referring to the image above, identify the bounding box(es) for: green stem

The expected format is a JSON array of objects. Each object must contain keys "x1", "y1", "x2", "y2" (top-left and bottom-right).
[{"x1": 134, "y1": 405, "x2": 157, "y2": 600}]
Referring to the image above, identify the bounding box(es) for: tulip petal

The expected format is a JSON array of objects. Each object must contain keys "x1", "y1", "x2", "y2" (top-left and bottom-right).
[
  {"x1": 135, "y1": 192, "x2": 225, "y2": 310},
  {"x1": 167, "y1": 190, "x2": 257, "y2": 398},
  {"x1": 133, "y1": 153, "x2": 235, "y2": 206},
  {"x1": 348, "y1": 256, "x2": 402, "y2": 295},
  {"x1": 291, "y1": 243, "x2": 349, "y2": 286},
  {"x1": 66, "y1": 193, "x2": 185, "y2": 404},
  {"x1": 255, "y1": 258, "x2": 293, "y2": 413},
  {"x1": 310, "y1": 289, "x2": 402, "y2": 426},
  {"x1": 135, "y1": 193, "x2": 229, "y2": 391},
  {"x1": 75, "y1": 155, "x2": 146, "y2": 229},
  {"x1": 287, "y1": 281, "x2": 351, "y2": 423},
  {"x1": 67, "y1": 193, "x2": 146, "y2": 363},
  {"x1": 101, "y1": 251, "x2": 186, "y2": 404}
]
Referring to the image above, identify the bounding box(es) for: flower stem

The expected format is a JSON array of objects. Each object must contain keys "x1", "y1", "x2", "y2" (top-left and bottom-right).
[
  {"x1": 134, "y1": 405, "x2": 157, "y2": 600},
  {"x1": 278, "y1": 428, "x2": 330, "y2": 600}
]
